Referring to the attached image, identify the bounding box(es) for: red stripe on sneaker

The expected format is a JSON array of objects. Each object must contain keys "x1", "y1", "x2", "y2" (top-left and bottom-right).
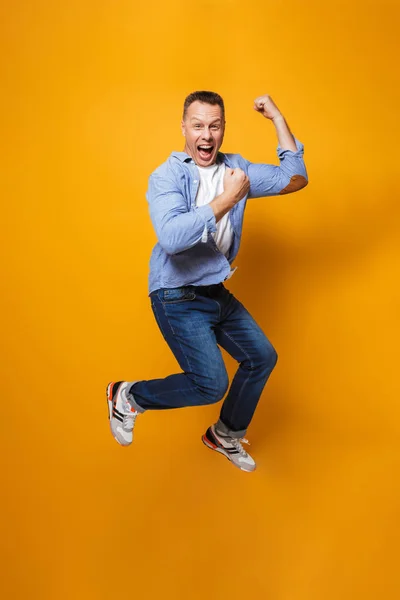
[
  {"x1": 203, "y1": 434, "x2": 217, "y2": 449},
  {"x1": 107, "y1": 382, "x2": 115, "y2": 401}
]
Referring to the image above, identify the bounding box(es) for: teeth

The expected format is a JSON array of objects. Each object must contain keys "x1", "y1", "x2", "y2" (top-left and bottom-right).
[{"x1": 199, "y1": 146, "x2": 212, "y2": 149}]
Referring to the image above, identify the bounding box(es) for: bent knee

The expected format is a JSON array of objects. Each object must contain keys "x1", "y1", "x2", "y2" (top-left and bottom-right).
[
  {"x1": 256, "y1": 341, "x2": 278, "y2": 370},
  {"x1": 196, "y1": 370, "x2": 229, "y2": 404}
]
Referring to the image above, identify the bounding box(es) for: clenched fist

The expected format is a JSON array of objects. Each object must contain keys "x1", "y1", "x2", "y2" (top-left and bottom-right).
[
  {"x1": 223, "y1": 167, "x2": 250, "y2": 203},
  {"x1": 253, "y1": 94, "x2": 282, "y2": 120}
]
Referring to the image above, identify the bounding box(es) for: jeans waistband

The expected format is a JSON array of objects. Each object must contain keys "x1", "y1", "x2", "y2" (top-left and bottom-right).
[{"x1": 151, "y1": 282, "x2": 224, "y2": 300}]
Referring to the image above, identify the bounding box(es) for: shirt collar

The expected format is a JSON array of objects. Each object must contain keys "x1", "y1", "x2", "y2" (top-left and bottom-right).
[{"x1": 171, "y1": 151, "x2": 231, "y2": 166}]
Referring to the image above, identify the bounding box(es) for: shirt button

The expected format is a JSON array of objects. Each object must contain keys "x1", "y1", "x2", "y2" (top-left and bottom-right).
[{"x1": 194, "y1": 180, "x2": 198, "y2": 184}]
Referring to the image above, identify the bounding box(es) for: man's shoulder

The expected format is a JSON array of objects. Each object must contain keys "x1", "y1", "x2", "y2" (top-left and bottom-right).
[{"x1": 149, "y1": 153, "x2": 189, "y2": 180}]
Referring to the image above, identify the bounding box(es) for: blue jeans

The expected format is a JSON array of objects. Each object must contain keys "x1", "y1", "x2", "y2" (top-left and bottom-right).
[{"x1": 128, "y1": 283, "x2": 278, "y2": 438}]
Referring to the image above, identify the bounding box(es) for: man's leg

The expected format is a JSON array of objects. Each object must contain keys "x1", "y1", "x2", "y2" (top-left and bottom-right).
[
  {"x1": 213, "y1": 287, "x2": 278, "y2": 438},
  {"x1": 126, "y1": 286, "x2": 230, "y2": 411}
]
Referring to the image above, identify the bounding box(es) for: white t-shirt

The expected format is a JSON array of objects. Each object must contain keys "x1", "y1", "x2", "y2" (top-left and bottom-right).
[{"x1": 195, "y1": 161, "x2": 233, "y2": 257}]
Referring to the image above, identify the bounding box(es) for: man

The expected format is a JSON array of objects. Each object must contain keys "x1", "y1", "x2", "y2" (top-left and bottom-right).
[{"x1": 107, "y1": 91, "x2": 308, "y2": 472}]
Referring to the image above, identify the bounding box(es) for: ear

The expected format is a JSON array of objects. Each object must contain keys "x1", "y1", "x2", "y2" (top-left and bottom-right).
[{"x1": 181, "y1": 119, "x2": 186, "y2": 136}]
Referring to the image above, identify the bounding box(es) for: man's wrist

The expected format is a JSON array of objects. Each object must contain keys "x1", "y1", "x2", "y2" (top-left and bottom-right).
[
  {"x1": 214, "y1": 191, "x2": 237, "y2": 208},
  {"x1": 210, "y1": 191, "x2": 237, "y2": 222}
]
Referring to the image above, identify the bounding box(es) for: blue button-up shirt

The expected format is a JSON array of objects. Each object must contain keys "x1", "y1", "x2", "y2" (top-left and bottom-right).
[{"x1": 146, "y1": 136, "x2": 308, "y2": 294}]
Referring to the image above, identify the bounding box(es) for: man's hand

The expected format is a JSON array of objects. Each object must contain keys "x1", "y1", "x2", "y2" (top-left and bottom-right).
[
  {"x1": 223, "y1": 168, "x2": 250, "y2": 204},
  {"x1": 254, "y1": 94, "x2": 298, "y2": 152},
  {"x1": 253, "y1": 94, "x2": 282, "y2": 120},
  {"x1": 210, "y1": 168, "x2": 250, "y2": 223}
]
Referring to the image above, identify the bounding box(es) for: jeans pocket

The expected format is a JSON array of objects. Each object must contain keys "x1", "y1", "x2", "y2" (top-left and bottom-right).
[{"x1": 160, "y1": 286, "x2": 196, "y2": 304}]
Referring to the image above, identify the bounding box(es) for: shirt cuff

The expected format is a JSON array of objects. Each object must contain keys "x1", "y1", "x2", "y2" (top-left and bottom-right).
[
  {"x1": 277, "y1": 136, "x2": 304, "y2": 158},
  {"x1": 196, "y1": 203, "x2": 217, "y2": 237}
]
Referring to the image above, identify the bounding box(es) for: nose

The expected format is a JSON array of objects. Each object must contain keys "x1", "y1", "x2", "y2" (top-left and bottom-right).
[{"x1": 202, "y1": 128, "x2": 213, "y2": 141}]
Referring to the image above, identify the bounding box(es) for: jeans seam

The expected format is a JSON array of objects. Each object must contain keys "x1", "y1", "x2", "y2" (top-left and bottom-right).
[
  {"x1": 161, "y1": 297, "x2": 196, "y2": 305},
  {"x1": 210, "y1": 297, "x2": 222, "y2": 321},
  {"x1": 217, "y1": 327, "x2": 255, "y2": 428},
  {"x1": 220, "y1": 328, "x2": 254, "y2": 368},
  {"x1": 153, "y1": 299, "x2": 195, "y2": 379}
]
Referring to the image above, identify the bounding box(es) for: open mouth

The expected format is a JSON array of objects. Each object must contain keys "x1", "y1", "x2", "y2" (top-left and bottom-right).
[{"x1": 197, "y1": 145, "x2": 214, "y2": 160}]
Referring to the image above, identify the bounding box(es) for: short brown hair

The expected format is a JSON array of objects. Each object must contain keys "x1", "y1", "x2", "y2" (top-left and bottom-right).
[{"x1": 183, "y1": 90, "x2": 225, "y2": 120}]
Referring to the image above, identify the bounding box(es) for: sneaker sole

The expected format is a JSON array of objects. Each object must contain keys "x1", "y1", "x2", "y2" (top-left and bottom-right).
[
  {"x1": 106, "y1": 381, "x2": 113, "y2": 415},
  {"x1": 106, "y1": 381, "x2": 127, "y2": 447},
  {"x1": 201, "y1": 434, "x2": 255, "y2": 472}
]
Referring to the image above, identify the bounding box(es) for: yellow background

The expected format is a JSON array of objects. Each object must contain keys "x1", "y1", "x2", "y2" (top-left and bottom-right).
[{"x1": 1, "y1": 1, "x2": 399, "y2": 598}]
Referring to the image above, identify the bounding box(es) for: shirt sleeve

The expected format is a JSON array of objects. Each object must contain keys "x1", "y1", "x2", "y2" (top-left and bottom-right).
[
  {"x1": 147, "y1": 171, "x2": 217, "y2": 255},
  {"x1": 245, "y1": 136, "x2": 308, "y2": 199}
]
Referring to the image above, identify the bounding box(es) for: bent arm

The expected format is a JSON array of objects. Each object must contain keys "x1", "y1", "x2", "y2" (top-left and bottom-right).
[
  {"x1": 247, "y1": 116, "x2": 308, "y2": 199},
  {"x1": 147, "y1": 173, "x2": 217, "y2": 255}
]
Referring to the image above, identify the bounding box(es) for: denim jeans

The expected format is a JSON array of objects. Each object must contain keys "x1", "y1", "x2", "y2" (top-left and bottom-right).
[{"x1": 127, "y1": 283, "x2": 278, "y2": 438}]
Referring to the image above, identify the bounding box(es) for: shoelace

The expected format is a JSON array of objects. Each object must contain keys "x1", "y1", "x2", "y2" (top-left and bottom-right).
[
  {"x1": 123, "y1": 406, "x2": 138, "y2": 431},
  {"x1": 231, "y1": 437, "x2": 250, "y2": 457}
]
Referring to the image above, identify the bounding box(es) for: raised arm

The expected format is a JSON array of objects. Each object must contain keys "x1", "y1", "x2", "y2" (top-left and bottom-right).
[{"x1": 247, "y1": 94, "x2": 308, "y2": 198}]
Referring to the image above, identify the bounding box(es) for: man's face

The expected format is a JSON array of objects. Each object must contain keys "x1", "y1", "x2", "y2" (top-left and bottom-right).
[{"x1": 181, "y1": 101, "x2": 225, "y2": 167}]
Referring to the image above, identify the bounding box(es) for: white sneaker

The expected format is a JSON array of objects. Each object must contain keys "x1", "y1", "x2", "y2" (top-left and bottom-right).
[
  {"x1": 106, "y1": 381, "x2": 139, "y2": 446},
  {"x1": 202, "y1": 425, "x2": 256, "y2": 472}
]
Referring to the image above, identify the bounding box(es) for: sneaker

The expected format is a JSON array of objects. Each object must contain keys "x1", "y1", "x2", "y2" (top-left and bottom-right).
[
  {"x1": 106, "y1": 381, "x2": 139, "y2": 446},
  {"x1": 201, "y1": 425, "x2": 256, "y2": 472}
]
